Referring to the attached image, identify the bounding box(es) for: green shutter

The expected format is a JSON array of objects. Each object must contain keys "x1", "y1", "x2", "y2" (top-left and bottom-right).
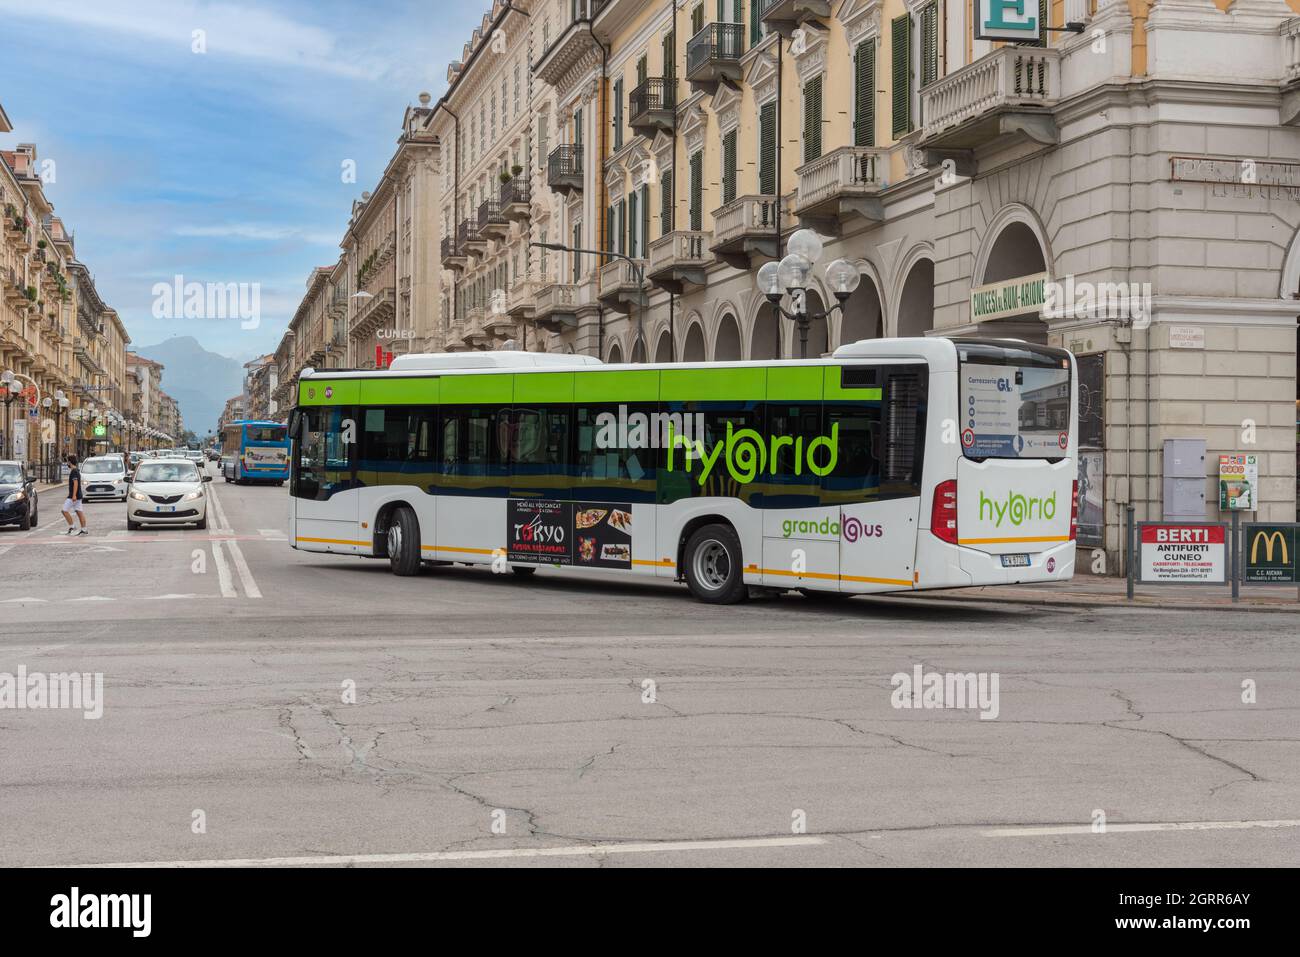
[
  {"x1": 613, "y1": 78, "x2": 623, "y2": 150},
  {"x1": 606, "y1": 205, "x2": 614, "y2": 263},
  {"x1": 759, "y1": 100, "x2": 776, "y2": 195},
  {"x1": 663, "y1": 32, "x2": 675, "y2": 78},
  {"x1": 803, "y1": 74, "x2": 822, "y2": 162},
  {"x1": 689, "y1": 151, "x2": 702, "y2": 231},
  {"x1": 722, "y1": 129, "x2": 737, "y2": 204},
  {"x1": 920, "y1": 2, "x2": 938, "y2": 89},
  {"x1": 692, "y1": 4, "x2": 703, "y2": 35},
  {"x1": 628, "y1": 191, "x2": 638, "y2": 258},
  {"x1": 891, "y1": 14, "x2": 911, "y2": 138},
  {"x1": 661, "y1": 169, "x2": 674, "y2": 233},
  {"x1": 617, "y1": 200, "x2": 626, "y2": 255},
  {"x1": 854, "y1": 40, "x2": 875, "y2": 148},
  {"x1": 750, "y1": 0, "x2": 760, "y2": 46},
  {"x1": 641, "y1": 184, "x2": 650, "y2": 247},
  {"x1": 716, "y1": 0, "x2": 724, "y2": 21},
  {"x1": 637, "y1": 56, "x2": 647, "y2": 86}
]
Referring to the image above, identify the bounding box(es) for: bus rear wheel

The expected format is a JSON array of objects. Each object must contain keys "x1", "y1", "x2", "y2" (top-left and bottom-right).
[
  {"x1": 387, "y1": 506, "x2": 423, "y2": 576},
  {"x1": 684, "y1": 523, "x2": 747, "y2": 605}
]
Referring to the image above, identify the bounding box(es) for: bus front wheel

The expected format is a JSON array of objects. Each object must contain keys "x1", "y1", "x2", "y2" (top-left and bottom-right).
[
  {"x1": 684, "y1": 524, "x2": 747, "y2": 605},
  {"x1": 387, "y1": 506, "x2": 423, "y2": 576}
]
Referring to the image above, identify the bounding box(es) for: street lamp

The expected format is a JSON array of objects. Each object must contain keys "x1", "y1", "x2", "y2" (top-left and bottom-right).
[
  {"x1": 530, "y1": 241, "x2": 646, "y2": 361},
  {"x1": 756, "y1": 228, "x2": 861, "y2": 359}
]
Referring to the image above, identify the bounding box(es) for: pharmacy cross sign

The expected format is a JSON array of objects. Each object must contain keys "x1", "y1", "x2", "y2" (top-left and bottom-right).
[{"x1": 975, "y1": 0, "x2": 1041, "y2": 42}]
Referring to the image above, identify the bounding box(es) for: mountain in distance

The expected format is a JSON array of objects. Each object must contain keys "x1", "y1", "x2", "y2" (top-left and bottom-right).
[{"x1": 134, "y1": 335, "x2": 245, "y2": 439}]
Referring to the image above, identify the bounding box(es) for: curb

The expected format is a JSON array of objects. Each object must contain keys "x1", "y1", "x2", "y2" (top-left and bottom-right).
[{"x1": 894, "y1": 589, "x2": 1300, "y2": 614}]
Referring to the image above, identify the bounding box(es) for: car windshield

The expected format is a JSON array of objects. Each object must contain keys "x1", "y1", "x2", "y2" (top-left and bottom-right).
[
  {"x1": 134, "y1": 462, "x2": 199, "y2": 483},
  {"x1": 0, "y1": 465, "x2": 21, "y2": 484},
  {"x1": 81, "y1": 459, "x2": 122, "y2": 474}
]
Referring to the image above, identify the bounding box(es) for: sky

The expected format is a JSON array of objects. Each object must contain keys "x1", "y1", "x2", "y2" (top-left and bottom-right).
[{"x1": 0, "y1": 0, "x2": 487, "y2": 361}]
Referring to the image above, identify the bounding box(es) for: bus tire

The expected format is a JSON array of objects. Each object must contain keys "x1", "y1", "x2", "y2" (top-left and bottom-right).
[
  {"x1": 684, "y1": 523, "x2": 747, "y2": 605},
  {"x1": 511, "y1": 565, "x2": 536, "y2": 577},
  {"x1": 387, "y1": 506, "x2": 422, "y2": 577}
]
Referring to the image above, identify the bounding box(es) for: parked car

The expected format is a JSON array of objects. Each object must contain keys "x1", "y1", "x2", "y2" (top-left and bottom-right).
[
  {"x1": 80, "y1": 455, "x2": 130, "y2": 502},
  {"x1": 0, "y1": 460, "x2": 38, "y2": 531},
  {"x1": 127, "y1": 459, "x2": 211, "y2": 530}
]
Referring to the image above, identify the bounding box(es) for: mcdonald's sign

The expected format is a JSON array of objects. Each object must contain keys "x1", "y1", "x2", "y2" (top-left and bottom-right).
[{"x1": 1244, "y1": 524, "x2": 1298, "y2": 583}]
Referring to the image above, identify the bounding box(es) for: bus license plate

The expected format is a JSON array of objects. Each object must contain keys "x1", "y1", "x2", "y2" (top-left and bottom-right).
[
  {"x1": 155, "y1": 506, "x2": 176, "y2": 513},
  {"x1": 1000, "y1": 553, "x2": 1030, "y2": 568}
]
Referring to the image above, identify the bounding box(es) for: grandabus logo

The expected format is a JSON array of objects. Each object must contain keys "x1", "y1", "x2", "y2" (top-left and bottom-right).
[
  {"x1": 667, "y1": 421, "x2": 838, "y2": 486},
  {"x1": 978, "y1": 490, "x2": 1057, "y2": 527}
]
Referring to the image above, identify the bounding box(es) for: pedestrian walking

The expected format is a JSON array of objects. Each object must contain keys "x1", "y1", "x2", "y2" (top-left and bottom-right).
[{"x1": 62, "y1": 453, "x2": 87, "y2": 535}]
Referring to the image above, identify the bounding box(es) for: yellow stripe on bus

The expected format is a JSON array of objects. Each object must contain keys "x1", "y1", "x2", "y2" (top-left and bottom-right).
[
  {"x1": 957, "y1": 535, "x2": 1072, "y2": 545},
  {"x1": 758, "y1": 567, "x2": 913, "y2": 587},
  {"x1": 296, "y1": 536, "x2": 368, "y2": 547}
]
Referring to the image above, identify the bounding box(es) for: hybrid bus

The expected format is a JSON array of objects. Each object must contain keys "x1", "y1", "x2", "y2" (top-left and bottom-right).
[
  {"x1": 221, "y1": 419, "x2": 290, "y2": 485},
  {"x1": 287, "y1": 338, "x2": 1078, "y2": 603}
]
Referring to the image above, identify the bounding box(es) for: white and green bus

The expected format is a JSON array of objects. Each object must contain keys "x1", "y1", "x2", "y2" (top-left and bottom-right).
[{"x1": 287, "y1": 337, "x2": 1078, "y2": 603}]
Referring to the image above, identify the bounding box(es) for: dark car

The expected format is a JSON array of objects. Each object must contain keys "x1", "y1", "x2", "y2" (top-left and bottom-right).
[{"x1": 0, "y1": 460, "x2": 38, "y2": 531}]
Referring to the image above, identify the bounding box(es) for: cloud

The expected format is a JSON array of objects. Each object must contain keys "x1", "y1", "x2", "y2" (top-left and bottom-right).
[
  {"x1": 172, "y1": 223, "x2": 339, "y2": 245},
  {"x1": 0, "y1": 0, "x2": 380, "y2": 79}
]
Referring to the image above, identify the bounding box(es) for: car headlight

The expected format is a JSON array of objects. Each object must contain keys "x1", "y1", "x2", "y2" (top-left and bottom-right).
[
  {"x1": 182, "y1": 490, "x2": 204, "y2": 501},
  {"x1": 129, "y1": 491, "x2": 150, "y2": 502},
  {"x1": 2, "y1": 491, "x2": 25, "y2": 504}
]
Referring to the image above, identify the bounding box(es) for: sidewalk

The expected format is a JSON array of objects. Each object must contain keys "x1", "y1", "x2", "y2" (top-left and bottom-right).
[{"x1": 906, "y1": 576, "x2": 1300, "y2": 612}]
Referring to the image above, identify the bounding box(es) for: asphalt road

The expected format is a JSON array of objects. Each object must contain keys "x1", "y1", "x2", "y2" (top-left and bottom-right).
[{"x1": 1, "y1": 468, "x2": 1297, "y2": 868}]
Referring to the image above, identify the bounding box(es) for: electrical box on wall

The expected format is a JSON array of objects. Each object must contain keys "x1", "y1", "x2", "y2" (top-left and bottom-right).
[{"x1": 1162, "y1": 439, "x2": 1207, "y2": 521}]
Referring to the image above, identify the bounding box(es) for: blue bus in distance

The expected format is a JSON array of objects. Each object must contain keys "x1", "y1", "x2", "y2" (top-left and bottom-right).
[{"x1": 222, "y1": 419, "x2": 289, "y2": 485}]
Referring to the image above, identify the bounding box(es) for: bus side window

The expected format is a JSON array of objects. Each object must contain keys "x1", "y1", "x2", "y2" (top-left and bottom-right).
[
  {"x1": 292, "y1": 406, "x2": 353, "y2": 501},
  {"x1": 438, "y1": 405, "x2": 508, "y2": 497},
  {"x1": 820, "y1": 403, "x2": 881, "y2": 506},
  {"x1": 759, "y1": 403, "x2": 823, "y2": 509}
]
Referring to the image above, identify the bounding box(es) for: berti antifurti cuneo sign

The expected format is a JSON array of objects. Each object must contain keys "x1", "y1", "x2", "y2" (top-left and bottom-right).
[
  {"x1": 969, "y1": 273, "x2": 1048, "y2": 323},
  {"x1": 1244, "y1": 524, "x2": 1299, "y2": 584},
  {"x1": 975, "y1": 0, "x2": 1042, "y2": 42}
]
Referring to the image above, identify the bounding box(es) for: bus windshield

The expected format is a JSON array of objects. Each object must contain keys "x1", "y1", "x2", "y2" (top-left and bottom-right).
[{"x1": 955, "y1": 341, "x2": 1071, "y2": 460}]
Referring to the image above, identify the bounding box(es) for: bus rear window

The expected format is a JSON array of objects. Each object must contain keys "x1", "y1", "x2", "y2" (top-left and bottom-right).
[
  {"x1": 245, "y1": 426, "x2": 286, "y2": 443},
  {"x1": 957, "y1": 342, "x2": 1071, "y2": 459}
]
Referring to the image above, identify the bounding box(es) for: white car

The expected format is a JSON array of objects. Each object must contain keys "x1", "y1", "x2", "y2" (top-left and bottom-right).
[
  {"x1": 127, "y1": 459, "x2": 211, "y2": 530},
  {"x1": 80, "y1": 455, "x2": 129, "y2": 502}
]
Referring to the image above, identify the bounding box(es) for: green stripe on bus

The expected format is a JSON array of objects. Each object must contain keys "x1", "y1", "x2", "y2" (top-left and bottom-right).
[
  {"x1": 359, "y1": 378, "x2": 438, "y2": 405},
  {"x1": 573, "y1": 369, "x2": 659, "y2": 402},
  {"x1": 439, "y1": 373, "x2": 514, "y2": 404},
  {"x1": 299, "y1": 379, "x2": 360, "y2": 405},
  {"x1": 766, "y1": 366, "x2": 823, "y2": 401},
  {"x1": 660, "y1": 367, "x2": 766, "y2": 401},
  {"x1": 513, "y1": 372, "x2": 574, "y2": 403}
]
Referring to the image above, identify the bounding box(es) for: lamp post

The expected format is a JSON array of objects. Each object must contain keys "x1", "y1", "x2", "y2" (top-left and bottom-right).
[{"x1": 756, "y1": 228, "x2": 861, "y2": 360}]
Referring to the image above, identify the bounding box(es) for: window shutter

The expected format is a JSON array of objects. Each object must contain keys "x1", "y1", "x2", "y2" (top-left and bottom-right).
[
  {"x1": 854, "y1": 40, "x2": 875, "y2": 147},
  {"x1": 613, "y1": 78, "x2": 623, "y2": 150},
  {"x1": 722, "y1": 129, "x2": 737, "y2": 204},
  {"x1": 803, "y1": 74, "x2": 822, "y2": 162},
  {"x1": 637, "y1": 56, "x2": 647, "y2": 86},
  {"x1": 759, "y1": 101, "x2": 776, "y2": 195},
  {"x1": 606, "y1": 205, "x2": 614, "y2": 263},
  {"x1": 749, "y1": 0, "x2": 762, "y2": 46},
  {"x1": 692, "y1": 4, "x2": 703, "y2": 35},
  {"x1": 689, "y1": 151, "x2": 702, "y2": 231},
  {"x1": 920, "y1": 2, "x2": 939, "y2": 89},
  {"x1": 661, "y1": 169, "x2": 674, "y2": 233},
  {"x1": 734, "y1": 0, "x2": 742, "y2": 27},
  {"x1": 891, "y1": 14, "x2": 911, "y2": 138},
  {"x1": 641, "y1": 184, "x2": 650, "y2": 247},
  {"x1": 716, "y1": 0, "x2": 724, "y2": 21},
  {"x1": 628, "y1": 190, "x2": 638, "y2": 258},
  {"x1": 663, "y1": 32, "x2": 675, "y2": 78}
]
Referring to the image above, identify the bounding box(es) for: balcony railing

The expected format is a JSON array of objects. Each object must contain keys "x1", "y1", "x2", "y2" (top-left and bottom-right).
[
  {"x1": 711, "y1": 195, "x2": 781, "y2": 249},
  {"x1": 499, "y1": 179, "x2": 530, "y2": 220},
  {"x1": 629, "y1": 77, "x2": 677, "y2": 134},
  {"x1": 647, "y1": 230, "x2": 709, "y2": 292},
  {"x1": 547, "y1": 144, "x2": 584, "y2": 195},
  {"x1": 686, "y1": 23, "x2": 744, "y2": 87},
  {"x1": 921, "y1": 46, "x2": 1062, "y2": 148},
  {"x1": 506, "y1": 279, "x2": 538, "y2": 319},
  {"x1": 597, "y1": 258, "x2": 647, "y2": 313},
  {"x1": 476, "y1": 200, "x2": 509, "y2": 240},
  {"x1": 533, "y1": 281, "x2": 580, "y2": 331},
  {"x1": 795, "y1": 146, "x2": 886, "y2": 222}
]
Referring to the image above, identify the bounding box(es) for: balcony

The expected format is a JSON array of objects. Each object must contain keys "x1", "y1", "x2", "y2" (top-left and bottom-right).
[
  {"x1": 759, "y1": 0, "x2": 831, "y2": 39},
  {"x1": 710, "y1": 194, "x2": 782, "y2": 269},
  {"x1": 533, "y1": 282, "x2": 580, "y2": 332},
  {"x1": 794, "y1": 146, "x2": 886, "y2": 231},
  {"x1": 920, "y1": 47, "x2": 1062, "y2": 158},
  {"x1": 351, "y1": 286, "x2": 396, "y2": 339},
  {"x1": 685, "y1": 23, "x2": 744, "y2": 95},
  {"x1": 3, "y1": 267, "x2": 26, "y2": 305},
  {"x1": 484, "y1": 301, "x2": 518, "y2": 338},
  {"x1": 441, "y1": 226, "x2": 469, "y2": 271},
  {"x1": 547, "y1": 144, "x2": 584, "y2": 196},
  {"x1": 461, "y1": 307, "x2": 492, "y2": 348},
  {"x1": 629, "y1": 78, "x2": 677, "y2": 135},
  {"x1": 500, "y1": 179, "x2": 531, "y2": 222},
  {"x1": 477, "y1": 200, "x2": 510, "y2": 242},
  {"x1": 461, "y1": 217, "x2": 488, "y2": 259},
  {"x1": 534, "y1": 0, "x2": 605, "y2": 88},
  {"x1": 597, "y1": 258, "x2": 648, "y2": 314},
  {"x1": 506, "y1": 279, "x2": 539, "y2": 320},
  {"x1": 1281, "y1": 18, "x2": 1300, "y2": 125},
  {"x1": 647, "y1": 230, "x2": 709, "y2": 294}
]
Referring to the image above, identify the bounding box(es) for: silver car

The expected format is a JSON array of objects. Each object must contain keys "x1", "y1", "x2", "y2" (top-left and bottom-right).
[{"x1": 127, "y1": 458, "x2": 211, "y2": 530}]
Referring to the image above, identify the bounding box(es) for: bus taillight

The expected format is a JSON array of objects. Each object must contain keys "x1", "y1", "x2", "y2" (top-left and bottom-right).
[
  {"x1": 1069, "y1": 479, "x2": 1079, "y2": 541},
  {"x1": 931, "y1": 480, "x2": 958, "y2": 544}
]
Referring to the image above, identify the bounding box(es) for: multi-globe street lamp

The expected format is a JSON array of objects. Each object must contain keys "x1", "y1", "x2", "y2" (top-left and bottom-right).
[{"x1": 756, "y1": 228, "x2": 861, "y2": 360}]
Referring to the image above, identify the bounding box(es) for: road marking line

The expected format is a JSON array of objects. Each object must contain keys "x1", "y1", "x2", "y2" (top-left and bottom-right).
[
  {"x1": 211, "y1": 541, "x2": 237, "y2": 599},
  {"x1": 226, "y1": 539, "x2": 262, "y2": 599},
  {"x1": 58, "y1": 835, "x2": 827, "y2": 868},
  {"x1": 0, "y1": 597, "x2": 48, "y2": 603},
  {"x1": 66, "y1": 596, "x2": 114, "y2": 602},
  {"x1": 208, "y1": 484, "x2": 230, "y2": 532},
  {"x1": 982, "y1": 819, "x2": 1300, "y2": 838}
]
